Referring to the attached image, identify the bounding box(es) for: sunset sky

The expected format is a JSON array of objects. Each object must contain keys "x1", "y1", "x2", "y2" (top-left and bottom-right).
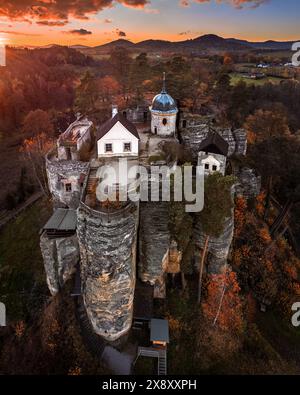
[{"x1": 0, "y1": 0, "x2": 299, "y2": 47}]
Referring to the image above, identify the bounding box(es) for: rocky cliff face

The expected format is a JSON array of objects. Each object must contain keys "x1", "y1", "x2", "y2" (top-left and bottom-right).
[
  {"x1": 194, "y1": 213, "x2": 234, "y2": 274},
  {"x1": 40, "y1": 233, "x2": 79, "y2": 295},
  {"x1": 139, "y1": 201, "x2": 170, "y2": 298},
  {"x1": 235, "y1": 168, "x2": 261, "y2": 199},
  {"x1": 180, "y1": 123, "x2": 247, "y2": 161},
  {"x1": 77, "y1": 202, "x2": 139, "y2": 342}
]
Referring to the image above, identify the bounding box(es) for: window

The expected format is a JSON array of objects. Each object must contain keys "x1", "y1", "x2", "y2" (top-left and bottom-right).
[
  {"x1": 162, "y1": 118, "x2": 167, "y2": 126},
  {"x1": 154, "y1": 127, "x2": 158, "y2": 134},
  {"x1": 123, "y1": 111, "x2": 127, "y2": 119},
  {"x1": 65, "y1": 183, "x2": 72, "y2": 192},
  {"x1": 124, "y1": 142, "x2": 131, "y2": 152},
  {"x1": 105, "y1": 143, "x2": 113, "y2": 153},
  {"x1": 66, "y1": 147, "x2": 71, "y2": 160},
  {"x1": 205, "y1": 164, "x2": 209, "y2": 170},
  {"x1": 212, "y1": 165, "x2": 217, "y2": 171},
  {"x1": 182, "y1": 120, "x2": 187, "y2": 128}
]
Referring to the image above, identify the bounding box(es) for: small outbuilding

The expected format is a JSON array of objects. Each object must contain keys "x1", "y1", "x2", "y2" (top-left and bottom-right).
[
  {"x1": 150, "y1": 319, "x2": 169, "y2": 347},
  {"x1": 198, "y1": 131, "x2": 229, "y2": 176},
  {"x1": 42, "y1": 208, "x2": 77, "y2": 238}
]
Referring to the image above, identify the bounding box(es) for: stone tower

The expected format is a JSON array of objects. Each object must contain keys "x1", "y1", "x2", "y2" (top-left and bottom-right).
[{"x1": 150, "y1": 73, "x2": 178, "y2": 137}]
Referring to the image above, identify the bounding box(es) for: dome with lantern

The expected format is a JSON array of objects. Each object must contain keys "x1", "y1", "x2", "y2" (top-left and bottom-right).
[{"x1": 150, "y1": 73, "x2": 178, "y2": 113}]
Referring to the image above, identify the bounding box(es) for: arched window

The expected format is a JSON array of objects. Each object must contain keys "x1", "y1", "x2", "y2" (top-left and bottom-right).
[{"x1": 162, "y1": 118, "x2": 167, "y2": 126}]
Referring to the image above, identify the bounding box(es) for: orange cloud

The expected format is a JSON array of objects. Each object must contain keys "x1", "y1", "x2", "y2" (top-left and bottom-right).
[{"x1": 0, "y1": 0, "x2": 150, "y2": 23}]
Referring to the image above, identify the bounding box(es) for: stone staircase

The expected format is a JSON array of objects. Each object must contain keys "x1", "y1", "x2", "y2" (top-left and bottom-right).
[{"x1": 86, "y1": 168, "x2": 98, "y2": 195}]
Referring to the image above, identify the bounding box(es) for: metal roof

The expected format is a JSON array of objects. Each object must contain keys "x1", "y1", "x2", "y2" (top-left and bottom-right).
[
  {"x1": 150, "y1": 319, "x2": 169, "y2": 343},
  {"x1": 43, "y1": 209, "x2": 77, "y2": 231},
  {"x1": 151, "y1": 92, "x2": 178, "y2": 113}
]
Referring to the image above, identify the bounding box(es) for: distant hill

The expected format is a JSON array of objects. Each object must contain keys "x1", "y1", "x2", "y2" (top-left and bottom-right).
[
  {"x1": 17, "y1": 34, "x2": 298, "y2": 53},
  {"x1": 69, "y1": 45, "x2": 90, "y2": 50},
  {"x1": 227, "y1": 38, "x2": 296, "y2": 50},
  {"x1": 93, "y1": 39, "x2": 136, "y2": 50},
  {"x1": 86, "y1": 34, "x2": 297, "y2": 54}
]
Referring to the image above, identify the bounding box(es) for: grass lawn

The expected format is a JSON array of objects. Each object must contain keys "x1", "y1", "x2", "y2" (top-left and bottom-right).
[
  {"x1": 0, "y1": 198, "x2": 51, "y2": 321},
  {"x1": 230, "y1": 72, "x2": 284, "y2": 86}
]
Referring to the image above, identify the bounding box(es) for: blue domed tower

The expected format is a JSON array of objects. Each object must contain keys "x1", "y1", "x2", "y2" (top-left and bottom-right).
[{"x1": 150, "y1": 73, "x2": 178, "y2": 137}]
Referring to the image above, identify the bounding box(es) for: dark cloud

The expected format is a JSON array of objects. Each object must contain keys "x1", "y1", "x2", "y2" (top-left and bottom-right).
[
  {"x1": 36, "y1": 20, "x2": 68, "y2": 27},
  {"x1": 117, "y1": 30, "x2": 126, "y2": 37},
  {"x1": 67, "y1": 28, "x2": 92, "y2": 35},
  {"x1": 113, "y1": 28, "x2": 127, "y2": 37},
  {"x1": 179, "y1": 30, "x2": 192, "y2": 35},
  {"x1": 0, "y1": 1, "x2": 150, "y2": 23}
]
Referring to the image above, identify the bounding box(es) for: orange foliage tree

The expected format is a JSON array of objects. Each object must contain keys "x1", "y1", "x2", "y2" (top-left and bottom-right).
[
  {"x1": 21, "y1": 133, "x2": 54, "y2": 196},
  {"x1": 202, "y1": 269, "x2": 244, "y2": 333},
  {"x1": 244, "y1": 108, "x2": 290, "y2": 145}
]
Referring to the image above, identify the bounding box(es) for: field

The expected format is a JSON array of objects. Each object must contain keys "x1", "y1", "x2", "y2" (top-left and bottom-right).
[{"x1": 230, "y1": 72, "x2": 284, "y2": 86}]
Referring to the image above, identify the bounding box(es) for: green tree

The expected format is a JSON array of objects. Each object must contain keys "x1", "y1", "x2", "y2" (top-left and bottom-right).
[
  {"x1": 197, "y1": 173, "x2": 235, "y2": 303},
  {"x1": 213, "y1": 70, "x2": 231, "y2": 109}
]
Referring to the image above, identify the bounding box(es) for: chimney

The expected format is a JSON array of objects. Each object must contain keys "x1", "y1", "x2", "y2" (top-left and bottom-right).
[{"x1": 112, "y1": 105, "x2": 118, "y2": 118}]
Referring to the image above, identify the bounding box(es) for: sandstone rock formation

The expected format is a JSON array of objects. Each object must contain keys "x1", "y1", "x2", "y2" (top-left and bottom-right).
[
  {"x1": 180, "y1": 116, "x2": 247, "y2": 161},
  {"x1": 235, "y1": 167, "x2": 261, "y2": 199},
  {"x1": 194, "y1": 213, "x2": 234, "y2": 274},
  {"x1": 139, "y1": 201, "x2": 170, "y2": 298},
  {"x1": 77, "y1": 202, "x2": 139, "y2": 342},
  {"x1": 40, "y1": 233, "x2": 79, "y2": 295}
]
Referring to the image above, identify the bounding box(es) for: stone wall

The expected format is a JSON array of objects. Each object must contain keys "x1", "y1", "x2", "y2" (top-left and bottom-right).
[
  {"x1": 124, "y1": 106, "x2": 150, "y2": 124},
  {"x1": 151, "y1": 112, "x2": 177, "y2": 137},
  {"x1": 46, "y1": 151, "x2": 89, "y2": 209},
  {"x1": 40, "y1": 232, "x2": 79, "y2": 295},
  {"x1": 77, "y1": 202, "x2": 139, "y2": 342}
]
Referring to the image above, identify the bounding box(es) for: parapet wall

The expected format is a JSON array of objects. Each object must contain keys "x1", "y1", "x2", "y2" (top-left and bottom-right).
[{"x1": 46, "y1": 150, "x2": 89, "y2": 209}]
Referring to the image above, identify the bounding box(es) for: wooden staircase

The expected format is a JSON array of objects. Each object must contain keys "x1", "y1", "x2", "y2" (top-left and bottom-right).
[
  {"x1": 135, "y1": 347, "x2": 167, "y2": 375},
  {"x1": 158, "y1": 350, "x2": 167, "y2": 376}
]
